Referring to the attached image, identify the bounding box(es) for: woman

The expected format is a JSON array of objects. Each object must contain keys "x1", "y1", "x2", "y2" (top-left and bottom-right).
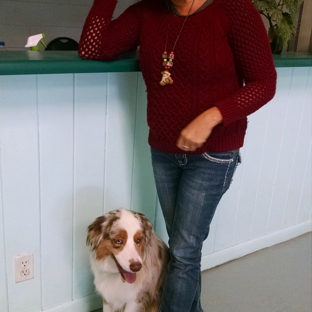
[{"x1": 79, "y1": 0, "x2": 277, "y2": 311}]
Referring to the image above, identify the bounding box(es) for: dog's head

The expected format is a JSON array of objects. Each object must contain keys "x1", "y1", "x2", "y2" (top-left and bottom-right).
[{"x1": 87, "y1": 209, "x2": 153, "y2": 284}]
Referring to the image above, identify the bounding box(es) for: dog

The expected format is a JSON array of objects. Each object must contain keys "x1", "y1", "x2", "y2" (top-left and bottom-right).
[{"x1": 87, "y1": 209, "x2": 169, "y2": 312}]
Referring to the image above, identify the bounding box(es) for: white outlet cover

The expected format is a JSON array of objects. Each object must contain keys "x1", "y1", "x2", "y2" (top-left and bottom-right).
[{"x1": 14, "y1": 254, "x2": 34, "y2": 283}]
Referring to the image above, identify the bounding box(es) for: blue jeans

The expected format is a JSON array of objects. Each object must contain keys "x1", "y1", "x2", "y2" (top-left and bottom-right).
[{"x1": 151, "y1": 148, "x2": 241, "y2": 312}]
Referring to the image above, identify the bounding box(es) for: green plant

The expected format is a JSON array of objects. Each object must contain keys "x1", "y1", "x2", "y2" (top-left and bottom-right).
[{"x1": 252, "y1": 0, "x2": 304, "y2": 46}]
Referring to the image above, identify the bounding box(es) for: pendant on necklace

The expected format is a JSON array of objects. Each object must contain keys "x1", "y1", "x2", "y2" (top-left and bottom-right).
[
  {"x1": 160, "y1": 51, "x2": 174, "y2": 86},
  {"x1": 160, "y1": 0, "x2": 195, "y2": 86}
]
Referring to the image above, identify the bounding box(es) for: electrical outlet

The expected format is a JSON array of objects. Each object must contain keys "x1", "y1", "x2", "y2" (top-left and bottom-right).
[{"x1": 14, "y1": 254, "x2": 34, "y2": 283}]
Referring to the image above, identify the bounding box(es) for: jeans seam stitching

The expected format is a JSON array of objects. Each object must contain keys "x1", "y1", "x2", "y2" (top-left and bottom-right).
[
  {"x1": 202, "y1": 152, "x2": 234, "y2": 164},
  {"x1": 222, "y1": 161, "x2": 232, "y2": 190},
  {"x1": 175, "y1": 154, "x2": 188, "y2": 166}
]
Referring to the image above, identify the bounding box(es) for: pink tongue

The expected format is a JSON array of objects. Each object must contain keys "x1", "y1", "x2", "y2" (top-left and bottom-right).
[{"x1": 123, "y1": 270, "x2": 137, "y2": 284}]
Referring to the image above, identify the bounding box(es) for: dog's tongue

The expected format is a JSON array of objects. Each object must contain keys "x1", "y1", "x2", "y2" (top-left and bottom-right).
[
  {"x1": 113, "y1": 256, "x2": 137, "y2": 284},
  {"x1": 123, "y1": 270, "x2": 137, "y2": 284}
]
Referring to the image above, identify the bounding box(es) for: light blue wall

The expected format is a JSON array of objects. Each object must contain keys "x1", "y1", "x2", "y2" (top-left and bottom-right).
[
  {"x1": 0, "y1": 67, "x2": 311, "y2": 312},
  {"x1": 203, "y1": 67, "x2": 312, "y2": 255}
]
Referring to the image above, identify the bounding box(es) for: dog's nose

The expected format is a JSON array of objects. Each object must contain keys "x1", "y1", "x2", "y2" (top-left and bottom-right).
[{"x1": 130, "y1": 262, "x2": 142, "y2": 272}]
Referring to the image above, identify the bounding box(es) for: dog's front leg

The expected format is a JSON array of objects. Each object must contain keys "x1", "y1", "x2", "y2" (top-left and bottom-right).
[
  {"x1": 123, "y1": 301, "x2": 143, "y2": 312},
  {"x1": 103, "y1": 301, "x2": 124, "y2": 312},
  {"x1": 103, "y1": 301, "x2": 113, "y2": 312}
]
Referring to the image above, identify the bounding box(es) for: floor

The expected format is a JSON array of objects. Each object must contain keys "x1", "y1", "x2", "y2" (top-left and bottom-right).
[
  {"x1": 92, "y1": 232, "x2": 312, "y2": 312},
  {"x1": 201, "y1": 233, "x2": 312, "y2": 312}
]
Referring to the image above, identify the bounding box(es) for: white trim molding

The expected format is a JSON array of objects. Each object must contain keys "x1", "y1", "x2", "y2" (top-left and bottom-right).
[{"x1": 201, "y1": 221, "x2": 312, "y2": 271}]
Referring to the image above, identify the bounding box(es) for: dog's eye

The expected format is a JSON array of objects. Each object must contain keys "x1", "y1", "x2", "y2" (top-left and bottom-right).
[
  {"x1": 112, "y1": 239, "x2": 123, "y2": 249},
  {"x1": 135, "y1": 237, "x2": 142, "y2": 245}
]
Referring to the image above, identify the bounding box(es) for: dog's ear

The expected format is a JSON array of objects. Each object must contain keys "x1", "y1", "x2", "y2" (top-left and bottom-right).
[
  {"x1": 87, "y1": 216, "x2": 106, "y2": 248},
  {"x1": 137, "y1": 212, "x2": 153, "y2": 242}
]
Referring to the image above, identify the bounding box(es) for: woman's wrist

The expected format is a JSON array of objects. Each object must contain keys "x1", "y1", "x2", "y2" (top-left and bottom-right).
[
  {"x1": 203, "y1": 106, "x2": 223, "y2": 129},
  {"x1": 176, "y1": 106, "x2": 223, "y2": 151}
]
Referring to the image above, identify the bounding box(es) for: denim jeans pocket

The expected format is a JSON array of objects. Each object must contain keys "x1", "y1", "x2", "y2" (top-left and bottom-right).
[{"x1": 201, "y1": 149, "x2": 239, "y2": 164}]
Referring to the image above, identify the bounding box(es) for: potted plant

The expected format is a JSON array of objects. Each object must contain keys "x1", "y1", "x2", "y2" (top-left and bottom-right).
[{"x1": 252, "y1": 0, "x2": 304, "y2": 54}]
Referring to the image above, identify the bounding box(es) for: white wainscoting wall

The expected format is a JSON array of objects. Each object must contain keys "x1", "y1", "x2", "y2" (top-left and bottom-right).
[{"x1": 0, "y1": 67, "x2": 311, "y2": 312}]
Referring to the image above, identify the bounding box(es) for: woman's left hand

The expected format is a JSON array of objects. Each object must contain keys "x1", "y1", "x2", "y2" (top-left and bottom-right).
[{"x1": 176, "y1": 107, "x2": 223, "y2": 152}]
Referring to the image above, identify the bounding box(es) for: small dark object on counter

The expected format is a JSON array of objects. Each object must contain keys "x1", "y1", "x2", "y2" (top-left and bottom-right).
[{"x1": 45, "y1": 37, "x2": 78, "y2": 51}]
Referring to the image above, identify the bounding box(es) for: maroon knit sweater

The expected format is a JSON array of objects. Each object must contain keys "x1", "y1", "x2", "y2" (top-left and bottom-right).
[{"x1": 79, "y1": 0, "x2": 277, "y2": 154}]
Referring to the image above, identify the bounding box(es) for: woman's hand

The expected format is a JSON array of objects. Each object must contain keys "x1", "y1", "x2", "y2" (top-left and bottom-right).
[{"x1": 176, "y1": 107, "x2": 223, "y2": 152}]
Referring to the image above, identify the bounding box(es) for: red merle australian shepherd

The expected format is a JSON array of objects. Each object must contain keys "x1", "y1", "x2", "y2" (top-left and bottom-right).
[{"x1": 87, "y1": 209, "x2": 169, "y2": 312}]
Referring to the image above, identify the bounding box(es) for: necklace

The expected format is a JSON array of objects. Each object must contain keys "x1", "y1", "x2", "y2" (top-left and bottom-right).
[{"x1": 160, "y1": 0, "x2": 196, "y2": 86}]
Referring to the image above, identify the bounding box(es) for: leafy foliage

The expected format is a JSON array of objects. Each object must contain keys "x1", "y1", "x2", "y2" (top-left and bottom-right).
[{"x1": 252, "y1": 0, "x2": 304, "y2": 45}]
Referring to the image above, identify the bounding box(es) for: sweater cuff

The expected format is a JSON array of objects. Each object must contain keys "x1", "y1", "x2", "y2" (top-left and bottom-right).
[{"x1": 215, "y1": 99, "x2": 239, "y2": 126}]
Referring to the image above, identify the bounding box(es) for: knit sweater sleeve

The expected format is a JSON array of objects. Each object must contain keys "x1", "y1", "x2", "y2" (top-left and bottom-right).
[
  {"x1": 215, "y1": 0, "x2": 277, "y2": 126},
  {"x1": 78, "y1": 0, "x2": 142, "y2": 60}
]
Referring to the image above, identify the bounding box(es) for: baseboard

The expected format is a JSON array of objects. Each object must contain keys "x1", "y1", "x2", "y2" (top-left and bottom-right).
[
  {"x1": 201, "y1": 221, "x2": 312, "y2": 271},
  {"x1": 45, "y1": 293, "x2": 102, "y2": 312}
]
